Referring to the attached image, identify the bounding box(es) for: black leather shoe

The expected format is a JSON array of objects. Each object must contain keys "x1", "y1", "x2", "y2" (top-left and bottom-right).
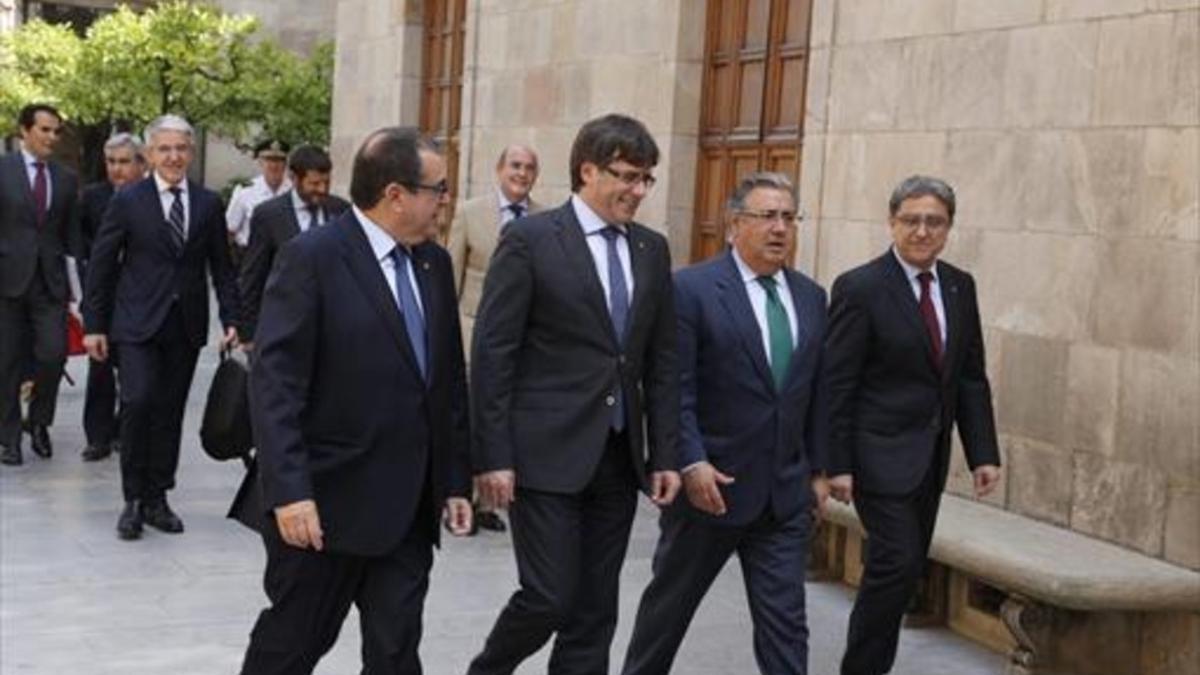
[
  {"x1": 475, "y1": 509, "x2": 507, "y2": 533},
  {"x1": 81, "y1": 444, "x2": 112, "y2": 462},
  {"x1": 29, "y1": 425, "x2": 52, "y2": 459},
  {"x1": 117, "y1": 501, "x2": 143, "y2": 540},
  {"x1": 140, "y1": 498, "x2": 184, "y2": 533},
  {"x1": 0, "y1": 444, "x2": 22, "y2": 466}
]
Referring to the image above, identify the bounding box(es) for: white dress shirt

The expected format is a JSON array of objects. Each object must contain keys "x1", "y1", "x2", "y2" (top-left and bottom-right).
[
  {"x1": 352, "y1": 206, "x2": 424, "y2": 317},
  {"x1": 892, "y1": 247, "x2": 946, "y2": 344},
  {"x1": 226, "y1": 174, "x2": 292, "y2": 246},
  {"x1": 571, "y1": 194, "x2": 633, "y2": 311},
  {"x1": 154, "y1": 172, "x2": 189, "y2": 237},
  {"x1": 292, "y1": 190, "x2": 323, "y2": 232},
  {"x1": 731, "y1": 248, "x2": 799, "y2": 362},
  {"x1": 20, "y1": 147, "x2": 51, "y2": 204}
]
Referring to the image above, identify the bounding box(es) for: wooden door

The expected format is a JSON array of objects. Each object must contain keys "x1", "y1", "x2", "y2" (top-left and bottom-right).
[
  {"x1": 420, "y1": 0, "x2": 466, "y2": 236},
  {"x1": 691, "y1": 0, "x2": 814, "y2": 262}
]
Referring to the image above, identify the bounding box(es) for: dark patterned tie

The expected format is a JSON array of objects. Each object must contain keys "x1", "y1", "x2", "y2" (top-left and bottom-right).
[
  {"x1": 167, "y1": 187, "x2": 185, "y2": 253},
  {"x1": 506, "y1": 203, "x2": 525, "y2": 220},
  {"x1": 390, "y1": 246, "x2": 428, "y2": 381},
  {"x1": 306, "y1": 203, "x2": 322, "y2": 229},
  {"x1": 600, "y1": 226, "x2": 628, "y2": 431},
  {"x1": 32, "y1": 162, "x2": 47, "y2": 227},
  {"x1": 917, "y1": 271, "x2": 943, "y2": 369}
]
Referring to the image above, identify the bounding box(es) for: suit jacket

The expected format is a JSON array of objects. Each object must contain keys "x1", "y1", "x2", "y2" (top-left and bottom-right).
[
  {"x1": 470, "y1": 199, "x2": 678, "y2": 494},
  {"x1": 0, "y1": 151, "x2": 82, "y2": 300},
  {"x1": 245, "y1": 212, "x2": 470, "y2": 556},
  {"x1": 82, "y1": 176, "x2": 239, "y2": 348},
  {"x1": 237, "y1": 191, "x2": 350, "y2": 341},
  {"x1": 446, "y1": 191, "x2": 544, "y2": 356},
  {"x1": 78, "y1": 181, "x2": 116, "y2": 288},
  {"x1": 674, "y1": 251, "x2": 829, "y2": 526},
  {"x1": 825, "y1": 250, "x2": 999, "y2": 496}
]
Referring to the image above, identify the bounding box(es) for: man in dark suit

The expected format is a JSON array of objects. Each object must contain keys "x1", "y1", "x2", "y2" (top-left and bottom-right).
[
  {"x1": 78, "y1": 132, "x2": 146, "y2": 462},
  {"x1": 237, "y1": 127, "x2": 473, "y2": 674},
  {"x1": 467, "y1": 114, "x2": 680, "y2": 675},
  {"x1": 826, "y1": 175, "x2": 1002, "y2": 675},
  {"x1": 83, "y1": 114, "x2": 240, "y2": 540},
  {"x1": 237, "y1": 144, "x2": 349, "y2": 345},
  {"x1": 0, "y1": 103, "x2": 82, "y2": 465},
  {"x1": 622, "y1": 172, "x2": 829, "y2": 675}
]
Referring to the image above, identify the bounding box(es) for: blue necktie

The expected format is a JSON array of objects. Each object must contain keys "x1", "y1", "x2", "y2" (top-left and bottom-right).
[
  {"x1": 167, "y1": 187, "x2": 185, "y2": 253},
  {"x1": 600, "y1": 226, "x2": 628, "y2": 431},
  {"x1": 390, "y1": 247, "x2": 427, "y2": 380}
]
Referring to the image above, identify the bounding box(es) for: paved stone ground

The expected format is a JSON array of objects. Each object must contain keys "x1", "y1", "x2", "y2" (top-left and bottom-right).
[{"x1": 1, "y1": 351, "x2": 1005, "y2": 674}]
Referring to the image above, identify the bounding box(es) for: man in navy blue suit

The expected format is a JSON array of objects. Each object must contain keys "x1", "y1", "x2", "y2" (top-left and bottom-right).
[
  {"x1": 83, "y1": 114, "x2": 240, "y2": 541},
  {"x1": 237, "y1": 127, "x2": 473, "y2": 674},
  {"x1": 622, "y1": 172, "x2": 830, "y2": 675}
]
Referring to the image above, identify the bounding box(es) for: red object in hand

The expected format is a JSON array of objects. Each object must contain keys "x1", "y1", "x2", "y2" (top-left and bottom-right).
[{"x1": 66, "y1": 311, "x2": 86, "y2": 356}]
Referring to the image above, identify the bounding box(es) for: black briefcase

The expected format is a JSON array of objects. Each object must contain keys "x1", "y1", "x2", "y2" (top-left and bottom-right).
[{"x1": 199, "y1": 348, "x2": 253, "y2": 462}]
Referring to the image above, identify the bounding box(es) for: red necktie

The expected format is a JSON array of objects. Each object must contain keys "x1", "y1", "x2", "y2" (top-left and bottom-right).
[
  {"x1": 32, "y1": 161, "x2": 48, "y2": 227},
  {"x1": 917, "y1": 271, "x2": 943, "y2": 368}
]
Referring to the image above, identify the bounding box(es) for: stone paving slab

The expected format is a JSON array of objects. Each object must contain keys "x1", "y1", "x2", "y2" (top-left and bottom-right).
[{"x1": 1, "y1": 353, "x2": 1005, "y2": 674}]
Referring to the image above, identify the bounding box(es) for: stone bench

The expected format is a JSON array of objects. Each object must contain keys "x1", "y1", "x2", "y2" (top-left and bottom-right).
[{"x1": 823, "y1": 494, "x2": 1200, "y2": 674}]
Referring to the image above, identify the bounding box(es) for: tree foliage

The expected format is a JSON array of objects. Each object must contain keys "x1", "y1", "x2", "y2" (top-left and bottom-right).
[{"x1": 0, "y1": 1, "x2": 332, "y2": 149}]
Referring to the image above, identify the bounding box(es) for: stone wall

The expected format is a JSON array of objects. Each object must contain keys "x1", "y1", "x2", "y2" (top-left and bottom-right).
[
  {"x1": 455, "y1": 0, "x2": 707, "y2": 263},
  {"x1": 803, "y1": 0, "x2": 1200, "y2": 570}
]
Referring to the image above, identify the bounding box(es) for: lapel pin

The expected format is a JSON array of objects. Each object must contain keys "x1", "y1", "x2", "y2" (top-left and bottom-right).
[
  {"x1": 638, "y1": 241, "x2": 646, "y2": 250},
  {"x1": 422, "y1": 262, "x2": 431, "y2": 271}
]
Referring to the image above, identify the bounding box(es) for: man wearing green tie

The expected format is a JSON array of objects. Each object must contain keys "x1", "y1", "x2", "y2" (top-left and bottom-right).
[{"x1": 622, "y1": 172, "x2": 831, "y2": 675}]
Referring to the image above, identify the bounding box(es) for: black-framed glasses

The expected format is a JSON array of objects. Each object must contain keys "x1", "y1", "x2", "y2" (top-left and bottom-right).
[
  {"x1": 737, "y1": 209, "x2": 802, "y2": 227},
  {"x1": 403, "y1": 180, "x2": 450, "y2": 196},
  {"x1": 602, "y1": 166, "x2": 657, "y2": 189},
  {"x1": 893, "y1": 213, "x2": 950, "y2": 232}
]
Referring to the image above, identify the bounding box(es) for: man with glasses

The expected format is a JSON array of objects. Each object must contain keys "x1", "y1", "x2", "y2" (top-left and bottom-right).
[
  {"x1": 467, "y1": 114, "x2": 681, "y2": 675},
  {"x1": 622, "y1": 172, "x2": 829, "y2": 675},
  {"x1": 77, "y1": 132, "x2": 146, "y2": 462},
  {"x1": 826, "y1": 175, "x2": 1001, "y2": 675},
  {"x1": 237, "y1": 127, "x2": 472, "y2": 674},
  {"x1": 83, "y1": 115, "x2": 240, "y2": 540}
]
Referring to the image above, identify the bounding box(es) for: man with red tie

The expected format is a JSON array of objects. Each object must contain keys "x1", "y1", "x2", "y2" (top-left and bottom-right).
[
  {"x1": 0, "y1": 103, "x2": 82, "y2": 466},
  {"x1": 826, "y1": 175, "x2": 1002, "y2": 675}
]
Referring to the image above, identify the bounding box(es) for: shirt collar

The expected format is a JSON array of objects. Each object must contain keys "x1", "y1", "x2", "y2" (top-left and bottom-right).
[
  {"x1": 731, "y1": 247, "x2": 788, "y2": 289},
  {"x1": 496, "y1": 187, "x2": 529, "y2": 213},
  {"x1": 154, "y1": 172, "x2": 187, "y2": 196},
  {"x1": 891, "y1": 246, "x2": 939, "y2": 284},
  {"x1": 571, "y1": 194, "x2": 626, "y2": 236},
  {"x1": 290, "y1": 189, "x2": 309, "y2": 213},
  {"x1": 352, "y1": 205, "x2": 399, "y2": 262},
  {"x1": 19, "y1": 148, "x2": 42, "y2": 168},
  {"x1": 254, "y1": 173, "x2": 292, "y2": 196}
]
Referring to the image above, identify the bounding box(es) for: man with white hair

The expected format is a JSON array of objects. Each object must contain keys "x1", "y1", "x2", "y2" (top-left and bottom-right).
[{"x1": 83, "y1": 114, "x2": 240, "y2": 541}]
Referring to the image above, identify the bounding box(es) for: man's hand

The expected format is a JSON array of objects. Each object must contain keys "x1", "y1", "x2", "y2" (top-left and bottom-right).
[
  {"x1": 476, "y1": 469, "x2": 516, "y2": 511},
  {"x1": 811, "y1": 475, "x2": 830, "y2": 521},
  {"x1": 443, "y1": 497, "x2": 473, "y2": 536},
  {"x1": 829, "y1": 473, "x2": 854, "y2": 504},
  {"x1": 649, "y1": 470, "x2": 681, "y2": 507},
  {"x1": 83, "y1": 334, "x2": 108, "y2": 363},
  {"x1": 682, "y1": 462, "x2": 735, "y2": 516},
  {"x1": 274, "y1": 499, "x2": 324, "y2": 551},
  {"x1": 221, "y1": 326, "x2": 239, "y2": 350},
  {"x1": 973, "y1": 464, "x2": 1002, "y2": 498}
]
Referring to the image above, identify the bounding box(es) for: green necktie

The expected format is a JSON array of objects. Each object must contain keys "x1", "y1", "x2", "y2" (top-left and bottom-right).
[{"x1": 757, "y1": 276, "x2": 793, "y2": 390}]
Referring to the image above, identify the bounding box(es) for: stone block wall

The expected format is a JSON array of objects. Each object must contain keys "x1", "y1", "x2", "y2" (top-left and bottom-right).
[{"x1": 803, "y1": 0, "x2": 1200, "y2": 570}]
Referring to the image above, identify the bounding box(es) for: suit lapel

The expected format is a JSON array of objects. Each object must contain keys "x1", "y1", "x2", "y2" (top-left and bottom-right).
[
  {"x1": 937, "y1": 261, "x2": 963, "y2": 383},
  {"x1": 716, "y1": 253, "x2": 776, "y2": 393},
  {"x1": 184, "y1": 181, "x2": 204, "y2": 249},
  {"x1": 4, "y1": 153, "x2": 37, "y2": 216},
  {"x1": 336, "y1": 215, "x2": 425, "y2": 381},
  {"x1": 553, "y1": 203, "x2": 618, "y2": 345},
  {"x1": 411, "y1": 242, "x2": 440, "y2": 386},
  {"x1": 781, "y1": 269, "x2": 817, "y2": 390},
  {"x1": 135, "y1": 179, "x2": 177, "y2": 256},
  {"x1": 626, "y1": 224, "x2": 654, "y2": 343},
  {"x1": 881, "y1": 252, "x2": 940, "y2": 371}
]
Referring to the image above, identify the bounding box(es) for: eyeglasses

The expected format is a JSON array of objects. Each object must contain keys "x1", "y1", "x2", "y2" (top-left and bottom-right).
[
  {"x1": 403, "y1": 180, "x2": 450, "y2": 196},
  {"x1": 603, "y1": 166, "x2": 657, "y2": 189},
  {"x1": 737, "y1": 209, "x2": 802, "y2": 227},
  {"x1": 893, "y1": 213, "x2": 950, "y2": 232}
]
